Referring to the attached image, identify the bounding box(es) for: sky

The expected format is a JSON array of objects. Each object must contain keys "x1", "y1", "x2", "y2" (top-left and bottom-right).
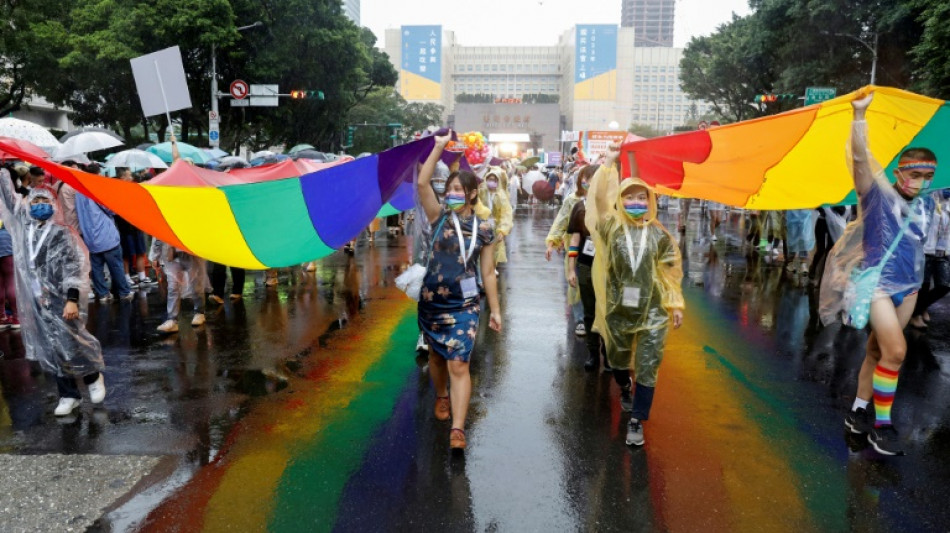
[{"x1": 362, "y1": 0, "x2": 752, "y2": 48}]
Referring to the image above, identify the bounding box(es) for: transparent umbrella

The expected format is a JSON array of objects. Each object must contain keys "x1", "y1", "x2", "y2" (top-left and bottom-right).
[
  {"x1": 105, "y1": 149, "x2": 168, "y2": 170},
  {"x1": 0, "y1": 117, "x2": 61, "y2": 154},
  {"x1": 55, "y1": 132, "x2": 124, "y2": 160},
  {"x1": 60, "y1": 127, "x2": 124, "y2": 143}
]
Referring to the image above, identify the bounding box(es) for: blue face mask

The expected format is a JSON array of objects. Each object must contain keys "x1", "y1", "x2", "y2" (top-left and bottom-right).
[
  {"x1": 30, "y1": 203, "x2": 54, "y2": 221},
  {"x1": 624, "y1": 202, "x2": 648, "y2": 219}
]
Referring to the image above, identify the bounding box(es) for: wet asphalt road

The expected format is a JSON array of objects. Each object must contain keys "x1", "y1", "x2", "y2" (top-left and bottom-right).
[{"x1": 3, "y1": 204, "x2": 950, "y2": 531}]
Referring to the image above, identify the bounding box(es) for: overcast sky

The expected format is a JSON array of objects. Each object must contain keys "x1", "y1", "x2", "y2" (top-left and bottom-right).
[{"x1": 362, "y1": 0, "x2": 752, "y2": 48}]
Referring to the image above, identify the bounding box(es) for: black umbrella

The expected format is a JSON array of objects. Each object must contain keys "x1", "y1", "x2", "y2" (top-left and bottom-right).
[
  {"x1": 136, "y1": 142, "x2": 155, "y2": 151},
  {"x1": 291, "y1": 150, "x2": 328, "y2": 162},
  {"x1": 60, "y1": 126, "x2": 124, "y2": 143}
]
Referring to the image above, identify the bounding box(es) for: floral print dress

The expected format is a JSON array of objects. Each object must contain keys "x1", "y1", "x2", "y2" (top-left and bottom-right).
[{"x1": 419, "y1": 210, "x2": 495, "y2": 362}]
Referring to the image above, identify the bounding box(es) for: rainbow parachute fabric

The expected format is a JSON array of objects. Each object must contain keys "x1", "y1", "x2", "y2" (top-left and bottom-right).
[
  {"x1": 0, "y1": 138, "x2": 438, "y2": 269},
  {"x1": 619, "y1": 86, "x2": 950, "y2": 209}
]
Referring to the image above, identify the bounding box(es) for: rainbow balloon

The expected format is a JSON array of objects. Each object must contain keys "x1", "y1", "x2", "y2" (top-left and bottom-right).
[
  {"x1": 0, "y1": 137, "x2": 438, "y2": 269},
  {"x1": 620, "y1": 86, "x2": 950, "y2": 209}
]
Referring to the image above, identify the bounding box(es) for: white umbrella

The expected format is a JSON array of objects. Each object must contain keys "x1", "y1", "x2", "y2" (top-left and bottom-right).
[
  {"x1": 251, "y1": 150, "x2": 276, "y2": 160},
  {"x1": 105, "y1": 149, "x2": 168, "y2": 170},
  {"x1": 0, "y1": 117, "x2": 61, "y2": 154},
  {"x1": 53, "y1": 152, "x2": 91, "y2": 165},
  {"x1": 55, "y1": 131, "x2": 123, "y2": 160}
]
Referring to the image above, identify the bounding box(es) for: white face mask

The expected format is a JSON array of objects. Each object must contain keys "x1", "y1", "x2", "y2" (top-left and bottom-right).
[{"x1": 433, "y1": 180, "x2": 446, "y2": 194}]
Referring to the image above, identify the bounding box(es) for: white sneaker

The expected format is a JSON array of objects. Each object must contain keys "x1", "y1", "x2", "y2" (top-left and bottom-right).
[
  {"x1": 191, "y1": 313, "x2": 206, "y2": 326},
  {"x1": 88, "y1": 374, "x2": 106, "y2": 404},
  {"x1": 54, "y1": 397, "x2": 81, "y2": 416},
  {"x1": 157, "y1": 319, "x2": 179, "y2": 333}
]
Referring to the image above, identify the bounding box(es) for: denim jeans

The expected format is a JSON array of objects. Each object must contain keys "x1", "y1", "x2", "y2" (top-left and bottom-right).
[{"x1": 90, "y1": 246, "x2": 131, "y2": 298}]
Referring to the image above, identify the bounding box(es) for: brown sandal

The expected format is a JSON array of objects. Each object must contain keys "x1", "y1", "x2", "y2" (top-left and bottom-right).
[
  {"x1": 434, "y1": 396, "x2": 451, "y2": 421},
  {"x1": 450, "y1": 428, "x2": 467, "y2": 449}
]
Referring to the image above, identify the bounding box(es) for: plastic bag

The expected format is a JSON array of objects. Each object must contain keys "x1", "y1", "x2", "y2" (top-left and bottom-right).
[{"x1": 396, "y1": 263, "x2": 427, "y2": 301}]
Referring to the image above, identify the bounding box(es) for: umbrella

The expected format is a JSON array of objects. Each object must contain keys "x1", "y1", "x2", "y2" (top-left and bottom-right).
[
  {"x1": 55, "y1": 131, "x2": 124, "y2": 159},
  {"x1": 0, "y1": 117, "x2": 61, "y2": 153},
  {"x1": 203, "y1": 147, "x2": 228, "y2": 159},
  {"x1": 291, "y1": 149, "x2": 328, "y2": 162},
  {"x1": 209, "y1": 156, "x2": 250, "y2": 170},
  {"x1": 250, "y1": 154, "x2": 290, "y2": 167},
  {"x1": 53, "y1": 152, "x2": 92, "y2": 165},
  {"x1": 532, "y1": 180, "x2": 555, "y2": 201},
  {"x1": 136, "y1": 143, "x2": 155, "y2": 151},
  {"x1": 288, "y1": 144, "x2": 316, "y2": 154},
  {"x1": 0, "y1": 137, "x2": 50, "y2": 161},
  {"x1": 521, "y1": 156, "x2": 540, "y2": 168},
  {"x1": 105, "y1": 149, "x2": 168, "y2": 169},
  {"x1": 147, "y1": 141, "x2": 210, "y2": 164},
  {"x1": 251, "y1": 150, "x2": 276, "y2": 160},
  {"x1": 60, "y1": 127, "x2": 124, "y2": 143}
]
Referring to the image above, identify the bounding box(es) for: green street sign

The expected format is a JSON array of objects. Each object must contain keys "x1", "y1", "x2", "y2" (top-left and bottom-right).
[{"x1": 805, "y1": 87, "x2": 837, "y2": 106}]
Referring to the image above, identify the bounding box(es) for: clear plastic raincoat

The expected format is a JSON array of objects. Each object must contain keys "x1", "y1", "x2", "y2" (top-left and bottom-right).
[
  {"x1": 819, "y1": 119, "x2": 929, "y2": 326},
  {"x1": 479, "y1": 167, "x2": 513, "y2": 264},
  {"x1": 0, "y1": 169, "x2": 102, "y2": 377},
  {"x1": 547, "y1": 192, "x2": 585, "y2": 307},
  {"x1": 585, "y1": 167, "x2": 684, "y2": 385}
]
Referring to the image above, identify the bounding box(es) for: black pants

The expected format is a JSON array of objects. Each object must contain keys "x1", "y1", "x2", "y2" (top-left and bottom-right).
[
  {"x1": 576, "y1": 263, "x2": 603, "y2": 358},
  {"x1": 56, "y1": 372, "x2": 100, "y2": 399},
  {"x1": 810, "y1": 218, "x2": 833, "y2": 281},
  {"x1": 211, "y1": 263, "x2": 246, "y2": 298},
  {"x1": 915, "y1": 254, "x2": 950, "y2": 316},
  {"x1": 612, "y1": 370, "x2": 656, "y2": 421}
]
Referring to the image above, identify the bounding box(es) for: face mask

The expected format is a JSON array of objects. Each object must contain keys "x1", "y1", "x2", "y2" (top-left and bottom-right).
[
  {"x1": 445, "y1": 193, "x2": 467, "y2": 211},
  {"x1": 486, "y1": 181, "x2": 498, "y2": 191},
  {"x1": 433, "y1": 181, "x2": 446, "y2": 194},
  {"x1": 624, "y1": 201, "x2": 648, "y2": 219},
  {"x1": 896, "y1": 170, "x2": 932, "y2": 197},
  {"x1": 30, "y1": 203, "x2": 54, "y2": 221}
]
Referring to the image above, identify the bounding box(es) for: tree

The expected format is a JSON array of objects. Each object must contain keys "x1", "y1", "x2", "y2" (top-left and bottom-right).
[
  {"x1": 680, "y1": 14, "x2": 775, "y2": 122},
  {"x1": 911, "y1": 1, "x2": 950, "y2": 97},
  {"x1": 0, "y1": 0, "x2": 66, "y2": 116},
  {"x1": 627, "y1": 123, "x2": 663, "y2": 138},
  {"x1": 402, "y1": 102, "x2": 444, "y2": 135},
  {"x1": 345, "y1": 88, "x2": 405, "y2": 154}
]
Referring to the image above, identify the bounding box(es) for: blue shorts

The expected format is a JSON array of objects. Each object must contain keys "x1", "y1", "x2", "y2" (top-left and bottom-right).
[
  {"x1": 121, "y1": 230, "x2": 146, "y2": 260},
  {"x1": 891, "y1": 288, "x2": 918, "y2": 307}
]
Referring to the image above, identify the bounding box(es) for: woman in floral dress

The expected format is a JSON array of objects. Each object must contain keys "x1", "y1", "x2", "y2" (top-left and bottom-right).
[{"x1": 417, "y1": 131, "x2": 502, "y2": 450}]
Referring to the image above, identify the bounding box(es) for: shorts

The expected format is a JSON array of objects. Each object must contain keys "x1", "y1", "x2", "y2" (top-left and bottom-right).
[
  {"x1": 890, "y1": 288, "x2": 918, "y2": 307},
  {"x1": 121, "y1": 230, "x2": 146, "y2": 260}
]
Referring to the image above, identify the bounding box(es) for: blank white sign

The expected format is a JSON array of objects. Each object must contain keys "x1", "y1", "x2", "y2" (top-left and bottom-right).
[{"x1": 130, "y1": 46, "x2": 193, "y2": 117}]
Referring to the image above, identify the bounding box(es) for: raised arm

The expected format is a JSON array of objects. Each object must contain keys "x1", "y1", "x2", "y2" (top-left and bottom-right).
[
  {"x1": 851, "y1": 92, "x2": 874, "y2": 196},
  {"x1": 170, "y1": 133, "x2": 181, "y2": 164},
  {"x1": 418, "y1": 132, "x2": 451, "y2": 224},
  {"x1": 585, "y1": 143, "x2": 621, "y2": 233},
  {"x1": 0, "y1": 168, "x2": 22, "y2": 222}
]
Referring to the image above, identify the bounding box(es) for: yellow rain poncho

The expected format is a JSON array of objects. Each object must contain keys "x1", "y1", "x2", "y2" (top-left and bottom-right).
[
  {"x1": 546, "y1": 191, "x2": 586, "y2": 308},
  {"x1": 585, "y1": 166, "x2": 684, "y2": 385},
  {"x1": 479, "y1": 167, "x2": 514, "y2": 264}
]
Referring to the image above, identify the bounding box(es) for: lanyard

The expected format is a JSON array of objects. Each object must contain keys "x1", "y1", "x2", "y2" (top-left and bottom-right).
[
  {"x1": 451, "y1": 212, "x2": 479, "y2": 265},
  {"x1": 28, "y1": 222, "x2": 53, "y2": 266},
  {"x1": 622, "y1": 223, "x2": 649, "y2": 275}
]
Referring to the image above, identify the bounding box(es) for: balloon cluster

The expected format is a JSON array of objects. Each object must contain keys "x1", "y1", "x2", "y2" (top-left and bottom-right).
[{"x1": 459, "y1": 131, "x2": 490, "y2": 165}]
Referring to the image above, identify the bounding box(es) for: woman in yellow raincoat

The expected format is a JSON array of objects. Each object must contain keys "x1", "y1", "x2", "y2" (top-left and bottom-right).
[
  {"x1": 585, "y1": 144, "x2": 685, "y2": 447},
  {"x1": 545, "y1": 165, "x2": 588, "y2": 334},
  {"x1": 478, "y1": 167, "x2": 514, "y2": 265}
]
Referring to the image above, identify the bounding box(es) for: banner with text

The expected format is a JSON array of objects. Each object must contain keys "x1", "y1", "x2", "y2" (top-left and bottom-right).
[
  {"x1": 400, "y1": 25, "x2": 442, "y2": 101},
  {"x1": 574, "y1": 25, "x2": 618, "y2": 101}
]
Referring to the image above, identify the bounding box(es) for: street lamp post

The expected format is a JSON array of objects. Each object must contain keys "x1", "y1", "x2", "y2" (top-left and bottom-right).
[
  {"x1": 210, "y1": 21, "x2": 263, "y2": 147},
  {"x1": 824, "y1": 30, "x2": 878, "y2": 85}
]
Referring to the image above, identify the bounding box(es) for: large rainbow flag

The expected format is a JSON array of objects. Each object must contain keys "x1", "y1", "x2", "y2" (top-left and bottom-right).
[{"x1": 619, "y1": 86, "x2": 950, "y2": 209}]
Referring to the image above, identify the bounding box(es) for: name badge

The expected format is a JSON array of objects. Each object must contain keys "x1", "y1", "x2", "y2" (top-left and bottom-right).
[
  {"x1": 460, "y1": 276, "x2": 479, "y2": 299},
  {"x1": 582, "y1": 239, "x2": 596, "y2": 257},
  {"x1": 622, "y1": 287, "x2": 640, "y2": 308}
]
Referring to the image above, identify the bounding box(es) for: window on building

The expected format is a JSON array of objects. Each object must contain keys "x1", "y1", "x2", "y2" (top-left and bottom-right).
[{"x1": 475, "y1": 65, "x2": 482, "y2": 72}]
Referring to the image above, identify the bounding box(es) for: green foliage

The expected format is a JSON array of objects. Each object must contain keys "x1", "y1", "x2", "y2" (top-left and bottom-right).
[
  {"x1": 680, "y1": 14, "x2": 774, "y2": 122},
  {"x1": 0, "y1": 0, "x2": 65, "y2": 115},
  {"x1": 15, "y1": 0, "x2": 396, "y2": 149},
  {"x1": 911, "y1": 1, "x2": 950, "y2": 97},
  {"x1": 343, "y1": 89, "x2": 444, "y2": 154},
  {"x1": 402, "y1": 102, "x2": 445, "y2": 135},
  {"x1": 627, "y1": 123, "x2": 664, "y2": 138}
]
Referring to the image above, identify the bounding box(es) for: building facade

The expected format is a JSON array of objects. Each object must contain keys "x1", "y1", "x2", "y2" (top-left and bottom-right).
[
  {"x1": 342, "y1": 0, "x2": 360, "y2": 26},
  {"x1": 384, "y1": 23, "x2": 709, "y2": 154},
  {"x1": 621, "y1": 0, "x2": 675, "y2": 47}
]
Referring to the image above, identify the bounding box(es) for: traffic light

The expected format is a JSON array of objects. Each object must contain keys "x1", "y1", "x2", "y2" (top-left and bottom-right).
[
  {"x1": 755, "y1": 93, "x2": 797, "y2": 103},
  {"x1": 290, "y1": 90, "x2": 325, "y2": 100},
  {"x1": 345, "y1": 126, "x2": 355, "y2": 147}
]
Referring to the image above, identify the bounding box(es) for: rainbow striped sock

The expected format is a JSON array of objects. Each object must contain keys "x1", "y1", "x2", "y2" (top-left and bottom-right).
[{"x1": 873, "y1": 365, "x2": 899, "y2": 428}]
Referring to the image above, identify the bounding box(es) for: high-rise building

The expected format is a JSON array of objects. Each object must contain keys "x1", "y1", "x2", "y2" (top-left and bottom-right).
[
  {"x1": 342, "y1": 0, "x2": 360, "y2": 25},
  {"x1": 621, "y1": 0, "x2": 675, "y2": 47}
]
